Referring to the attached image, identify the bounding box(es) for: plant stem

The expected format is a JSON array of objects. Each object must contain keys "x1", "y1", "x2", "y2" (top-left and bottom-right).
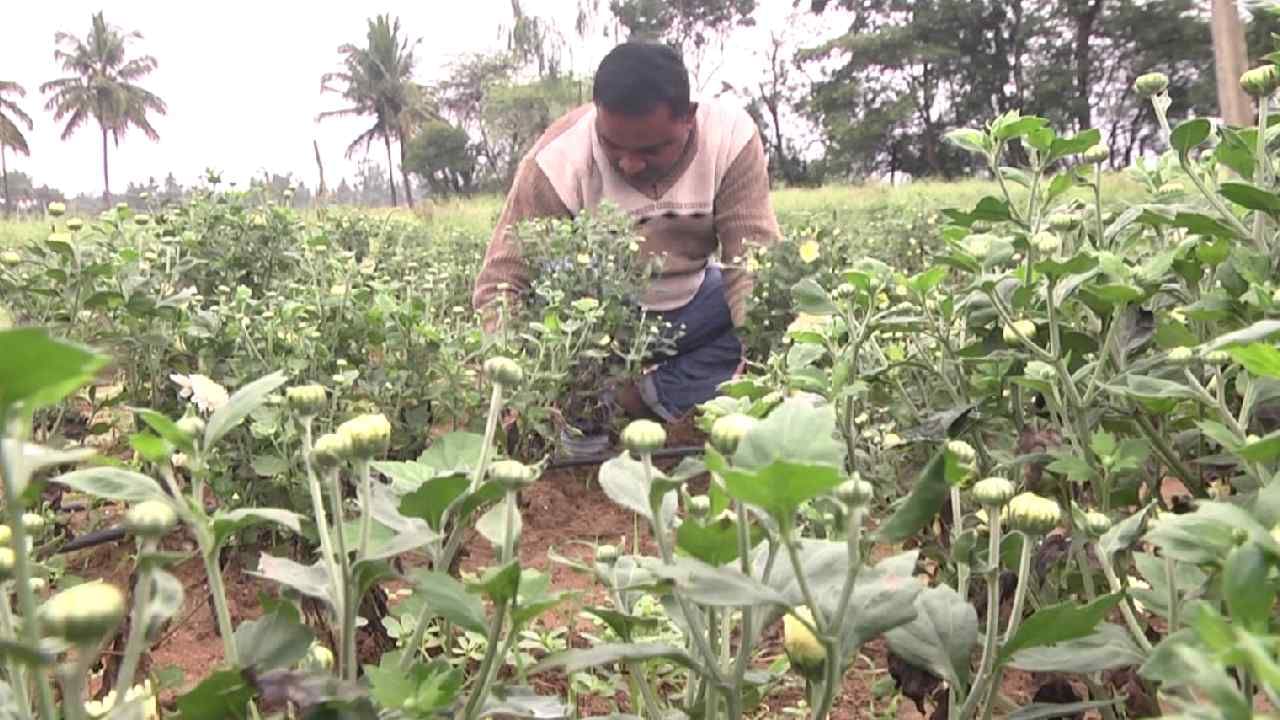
[
  {"x1": 1093, "y1": 163, "x2": 1106, "y2": 250},
  {"x1": 301, "y1": 422, "x2": 342, "y2": 618},
  {"x1": 1094, "y1": 544, "x2": 1153, "y2": 653},
  {"x1": 325, "y1": 469, "x2": 356, "y2": 681},
  {"x1": 461, "y1": 599, "x2": 510, "y2": 720},
  {"x1": 0, "y1": 411, "x2": 57, "y2": 720},
  {"x1": 952, "y1": 488, "x2": 970, "y2": 599},
  {"x1": 202, "y1": 543, "x2": 239, "y2": 664},
  {"x1": 1003, "y1": 533, "x2": 1034, "y2": 647},
  {"x1": 469, "y1": 384, "x2": 504, "y2": 494},
  {"x1": 355, "y1": 460, "x2": 373, "y2": 559},
  {"x1": 502, "y1": 490, "x2": 518, "y2": 563},
  {"x1": 1255, "y1": 95, "x2": 1272, "y2": 253},
  {"x1": 0, "y1": 589, "x2": 31, "y2": 719},
  {"x1": 1133, "y1": 414, "x2": 1203, "y2": 497},
  {"x1": 60, "y1": 643, "x2": 98, "y2": 720},
  {"x1": 955, "y1": 511, "x2": 1003, "y2": 720},
  {"x1": 115, "y1": 538, "x2": 158, "y2": 693},
  {"x1": 1166, "y1": 553, "x2": 1179, "y2": 632}
]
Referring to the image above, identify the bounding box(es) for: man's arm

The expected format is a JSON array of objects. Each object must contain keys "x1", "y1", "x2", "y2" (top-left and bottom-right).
[
  {"x1": 472, "y1": 158, "x2": 572, "y2": 330},
  {"x1": 714, "y1": 130, "x2": 781, "y2": 327}
]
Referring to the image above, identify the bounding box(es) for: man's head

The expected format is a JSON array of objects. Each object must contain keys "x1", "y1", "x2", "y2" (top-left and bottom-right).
[{"x1": 593, "y1": 42, "x2": 696, "y2": 183}]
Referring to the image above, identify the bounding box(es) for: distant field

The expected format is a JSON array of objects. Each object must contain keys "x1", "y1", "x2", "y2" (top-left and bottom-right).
[{"x1": 0, "y1": 174, "x2": 1148, "y2": 246}]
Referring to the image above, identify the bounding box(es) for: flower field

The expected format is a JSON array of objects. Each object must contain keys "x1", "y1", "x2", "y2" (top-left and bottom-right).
[{"x1": 5, "y1": 81, "x2": 1280, "y2": 719}]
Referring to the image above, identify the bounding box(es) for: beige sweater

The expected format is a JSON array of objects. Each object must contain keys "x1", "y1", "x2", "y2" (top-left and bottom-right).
[{"x1": 472, "y1": 99, "x2": 780, "y2": 327}]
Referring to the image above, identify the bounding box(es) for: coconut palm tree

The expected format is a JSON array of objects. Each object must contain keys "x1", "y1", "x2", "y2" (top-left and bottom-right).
[
  {"x1": 320, "y1": 15, "x2": 426, "y2": 207},
  {"x1": 41, "y1": 12, "x2": 166, "y2": 203},
  {"x1": 0, "y1": 81, "x2": 34, "y2": 217}
]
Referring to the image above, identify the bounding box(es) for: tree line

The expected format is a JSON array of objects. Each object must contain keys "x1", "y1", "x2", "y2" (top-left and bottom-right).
[{"x1": 3, "y1": 1, "x2": 1279, "y2": 215}]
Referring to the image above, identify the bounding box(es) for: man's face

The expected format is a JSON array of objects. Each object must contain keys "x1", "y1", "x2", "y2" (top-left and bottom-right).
[{"x1": 596, "y1": 103, "x2": 695, "y2": 184}]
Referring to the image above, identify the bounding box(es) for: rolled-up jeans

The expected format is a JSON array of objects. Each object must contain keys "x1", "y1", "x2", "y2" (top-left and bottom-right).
[{"x1": 637, "y1": 265, "x2": 742, "y2": 421}]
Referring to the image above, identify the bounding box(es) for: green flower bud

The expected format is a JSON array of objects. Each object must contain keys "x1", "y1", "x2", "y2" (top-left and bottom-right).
[
  {"x1": 487, "y1": 459, "x2": 537, "y2": 491},
  {"x1": 833, "y1": 282, "x2": 857, "y2": 299},
  {"x1": 336, "y1": 413, "x2": 391, "y2": 460},
  {"x1": 1241, "y1": 65, "x2": 1280, "y2": 98},
  {"x1": 1024, "y1": 360, "x2": 1057, "y2": 382},
  {"x1": 595, "y1": 544, "x2": 619, "y2": 565},
  {"x1": 622, "y1": 419, "x2": 667, "y2": 455},
  {"x1": 687, "y1": 495, "x2": 712, "y2": 518},
  {"x1": 1232, "y1": 527, "x2": 1250, "y2": 546},
  {"x1": 1003, "y1": 319, "x2": 1038, "y2": 345},
  {"x1": 835, "y1": 477, "x2": 874, "y2": 507},
  {"x1": 1135, "y1": 72, "x2": 1169, "y2": 98},
  {"x1": 41, "y1": 581, "x2": 127, "y2": 643},
  {"x1": 710, "y1": 413, "x2": 755, "y2": 455},
  {"x1": 783, "y1": 606, "x2": 825, "y2": 676},
  {"x1": 66, "y1": 218, "x2": 84, "y2": 232},
  {"x1": 1, "y1": 251, "x2": 21, "y2": 267},
  {"x1": 298, "y1": 641, "x2": 334, "y2": 672},
  {"x1": 1031, "y1": 231, "x2": 1060, "y2": 255},
  {"x1": 0, "y1": 548, "x2": 13, "y2": 580},
  {"x1": 124, "y1": 500, "x2": 178, "y2": 538},
  {"x1": 1084, "y1": 510, "x2": 1112, "y2": 537},
  {"x1": 47, "y1": 202, "x2": 66, "y2": 217},
  {"x1": 21, "y1": 513, "x2": 45, "y2": 536},
  {"x1": 175, "y1": 416, "x2": 205, "y2": 441},
  {"x1": 1082, "y1": 144, "x2": 1110, "y2": 165},
  {"x1": 1047, "y1": 213, "x2": 1079, "y2": 232},
  {"x1": 946, "y1": 440, "x2": 978, "y2": 488},
  {"x1": 0, "y1": 525, "x2": 11, "y2": 546},
  {"x1": 483, "y1": 357, "x2": 524, "y2": 387},
  {"x1": 1003, "y1": 492, "x2": 1061, "y2": 535},
  {"x1": 311, "y1": 432, "x2": 352, "y2": 470},
  {"x1": 1202, "y1": 350, "x2": 1230, "y2": 364},
  {"x1": 963, "y1": 233, "x2": 997, "y2": 259},
  {"x1": 115, "y1": 202, "x2": 129, "y2": 212},
  {"x1": 134, "y1": 214, "x2": 152, "y2": 226},
  {"x1": 1167, "y1": 347, "x2": 1194, "y2": 363},
  {"x1": 972, "y1": 477, "x2": 1015, "y2": 508},
  {"x1": 286, "y1": 384, "x2": 328, "y2": 418}
]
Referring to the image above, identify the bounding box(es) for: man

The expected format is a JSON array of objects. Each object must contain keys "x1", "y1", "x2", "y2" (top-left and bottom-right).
[{"x1": 472, "y1": 41, "x2": 780, "y2": 422}]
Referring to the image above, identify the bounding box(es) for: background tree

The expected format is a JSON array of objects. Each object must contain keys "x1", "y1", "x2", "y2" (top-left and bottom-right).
[
  {"x1": 40, "y1": 12, "x2": 166, "y2": 203},
  {"x1": 0, "y1": 81, "x2": 34, "y2": 217},
  {"x1": 404, "y1": 120, "x2": 477, "y2": 196},
  {"x1": 320, "y1": 14, "x2": 425, "y2": 207},
  {"x1": 609, "y1": 0, "x2": 757, "y2": 88}
]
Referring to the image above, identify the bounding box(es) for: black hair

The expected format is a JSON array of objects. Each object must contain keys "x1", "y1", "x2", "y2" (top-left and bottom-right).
[{"x1": 592, "y1": 42, "x2": 691, "y2": 118}]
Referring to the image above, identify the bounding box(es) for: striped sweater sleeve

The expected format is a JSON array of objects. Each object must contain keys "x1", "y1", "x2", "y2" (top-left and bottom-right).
[
  {"x1": 471, "y1": 158, "x2": 571, "y2": 329},
  {"x1": 714, "y1": 130, "x2": 781, "y2": 327}
]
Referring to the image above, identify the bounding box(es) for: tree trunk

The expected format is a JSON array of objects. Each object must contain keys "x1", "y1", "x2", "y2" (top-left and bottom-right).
[
  {"x1": 1, "y1": 144, "x2": 9, "y2": 218},
  {"x1": 313, "y1": 139, "x2": 328, "y2": 205},
  {"x1": 101, "y1": 123, "x2": 111, "y2": 204},
  {"x1": 1211, "y1": 0, "x2": 1252, "y2": 126},
  {"x1": 398, "y1": 124, "x2": 415, "y2": 207},
  {"x1": 1073, "y1": 0, "x2": 1105, "y2": 130},
  {"x1": 383, "y1": 133, "x2": 398, "y2": 207}
]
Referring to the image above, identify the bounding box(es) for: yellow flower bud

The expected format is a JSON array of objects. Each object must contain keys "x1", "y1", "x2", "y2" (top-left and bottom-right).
[
  {"x1": 41, "y1": 581, "x2": 127, "y2": 643},
  {"x1": 972, "y1": 477, "x2": 1015, "y2": 508},
  {"x1": 286, "y1": 384, "x2": 328, "y2": 418},
  {"x1": 336, "y1": 413, "x2": 391, "y2": 460},
  {"x1": 124, "y1": 500, "x2": 178, "y2": 538},
  {"x1": 710, "y1": 414, "x2": 755, "y2": 455},
  {"x1": 1003, "y1": 492, "x2": 1061, "y2": 535},
  {"x1": 47, "y1": 202, "x2": 66, "y2": 217},
  {"x1": 1003, "y1": 320, "x2": 1038, "y2": 345},
  {"x1": 622, "y1": 420, "x2": 667, "y2": 455},
  {"x1": 1241, "y1": 65, "x2": 1280, "y2": 98},
  {"x1": 783, "y1": 606, "x2": 826, "y2": 676},
  {"x1": 312, "y1": 432, "x2": 353, "y2": 470},
  {"x1": 1135, "y1": 72, "x2": 1169, "y2": 97}
]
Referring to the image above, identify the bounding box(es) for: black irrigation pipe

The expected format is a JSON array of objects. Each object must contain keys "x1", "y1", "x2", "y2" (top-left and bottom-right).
[{"x1": 51, "y1": 445, "x2": 707, "y2": 556}]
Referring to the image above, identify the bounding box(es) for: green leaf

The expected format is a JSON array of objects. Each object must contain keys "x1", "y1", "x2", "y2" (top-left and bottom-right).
[
  {"x1": 1220, "y1": 181, "x2": 1280, "y2": 215},
  {"x1": 176, "y1": 669, "x2": 253, "y2": 720},
  {"x1": 581, "y1": 607, "x2": 660, "y2": 643},
  {"x1": 908, "y1": 266, "x2": 949, "y2": 294},
  {"x1": 1205, "y1": 320, "x2": 1280, "y2": 351},
  {"x1": 1104, "y1": 375, "x2": 1200, "y2": 414},
  {"x1": 211, "y1": 509, "x2": 302, "y2": 552},
  {"x1": 365, "y1": 653, "x2": 424, "y2": 709},
  {"x1": 415, "y1": 431, "x2": 484, "y2": 475},
  {"x1": 997, "y1": 594, "x2": 1121, "y2": 665},
  {"x1": 530, "y1": 642, "x2": 700, "y2": 676},
  {"x1": 644, "y1": 557, "x2": 788, "y2": 607},
  {"x1": 875, "y1": 450, "x2": 949, "y2": 543},
  {"x1": 884, "y1": 585, "x2": 977, "y2": 688},
  {"x1": 733, "y1": 397, "x2": 845, "y2": 469},
  {"x1": 840, "y1": 551, "x2": 923, "y2": 657},
  {"x1": 251, "y1": 555, "x2": 335, "y2": 608},
  {"x1": 1008, "y1": 623, "x2": 1145, "y2": 673},
  {"x1": 1173, "y1": 211, "x2": 1237, "y2": 239},
  {"x1": 234, "y1": 606, "x2": 314, "y2": 671},
  {"x1": 475, "y1": 495, "x2": 521, "y2": 552},
  {"x1": 1170, "y1": 118, "x2": 1212, "y2": 154},
  {"x1": 943, "y1": 128, "x2": 990, "y2": 156},
  {"x1": 0, "y1": 329, "x2": 107, "y2": 411},
  {"x1": 143, "y1": 570, "x2": 186, "y2": 638},
  {"x1": 203, "y1": 371, "x2": 288, "y2": 449},
  {"x1": 1046, "y1": 454, "x2": 1094, "y2": 483},
  {"x1": 1224, "y1": 542, "x2": 1275, "y2": 633},
  {"x1": 1144, "y1": 502, "x2": 1278, "y2": 565},
  {"x1": 792, "y1": 278, "x2": 837, "y2": 315},
  {"x1": 409, "y1": 570, "x2": 488, "y2": 635},
  {"x1": 993, "y1": 115, "x2": 1047, "y2": 142},
  {"x1": 396, "y1": 475, "x2": 470, "y2": 531},
  {"x1": 1047, "y1": 128, "x2": 1101, "y2": 163},
  {"x1": 133, "y1": 408, "x2": 196, "y2": 453},
  {"x1": 250, "y1": 454, "x2": 288, "y2": 478},
  {"x1": 1239, "y1": 430, "x2": 1280, "y2": 462},
  {"x1": 1226, "y1": 343, "x2": 1280, "y2": 378},
  {"x1": 707, "y1": 452, "x2": 844, "y2": 523},
  {"x1": 598, "y1": 454, "x2": 676, "y2": 524},
  {"x1": 467, "y1": 560, "x2": 521, "y2": 605},
  {"x1": 1098, "y1": 502, "x2": 1156, "y2": 560},
  {"x1": 53, "y1": 467, "x2": 166, "y2": 503},
  {"x1": 1034, "y1": 252, "x2": 1096, "y2": 279},
  {"x1": 1008, "y1": 699, "x2": 1124, "y2": 720},
  {"x1": 676, "y1": 514, "x2": 762, "y2": 567},
  {"x1": 129, "y1": 432, "x2": 174, "y2": 465}
]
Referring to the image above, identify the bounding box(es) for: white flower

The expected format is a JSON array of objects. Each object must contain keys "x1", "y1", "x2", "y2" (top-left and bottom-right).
[
  {"x1": 85, "y1": 680, "x2": 158, "y2": 719},
  {"x1": 170, "y1": 374, "x2": 229, "y2": 414}
]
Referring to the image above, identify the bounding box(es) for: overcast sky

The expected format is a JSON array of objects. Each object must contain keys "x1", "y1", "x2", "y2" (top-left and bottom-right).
[{"x1": 3, "y1": 1, "x2": 841, "y2": 197}]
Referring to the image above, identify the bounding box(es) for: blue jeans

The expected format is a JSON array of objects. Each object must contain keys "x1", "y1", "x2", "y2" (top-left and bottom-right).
[{"x1": 638, "y1": 266, "x2": 742, "y2": 420}]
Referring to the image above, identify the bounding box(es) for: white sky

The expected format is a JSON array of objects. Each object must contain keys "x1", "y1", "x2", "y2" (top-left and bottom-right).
[{"x1": 3, "y1": 0, "x2": 844, "y2": 197}]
